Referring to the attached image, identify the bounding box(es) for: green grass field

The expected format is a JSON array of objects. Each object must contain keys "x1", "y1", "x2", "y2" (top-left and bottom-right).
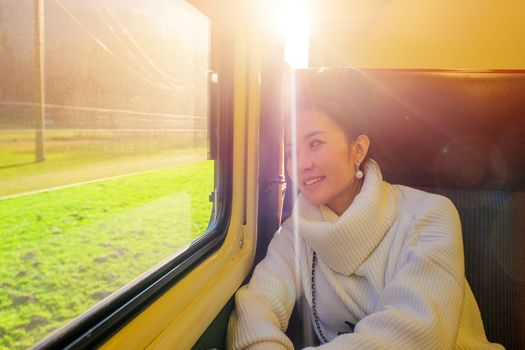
[{"x1": 0, "y1": 130, "x2": 214, "y2": 349}]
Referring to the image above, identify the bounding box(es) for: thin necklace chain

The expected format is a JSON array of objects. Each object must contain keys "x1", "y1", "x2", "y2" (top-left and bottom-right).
[{"x1": 311, "y1": 251, "x2": 329, "y2": 343}]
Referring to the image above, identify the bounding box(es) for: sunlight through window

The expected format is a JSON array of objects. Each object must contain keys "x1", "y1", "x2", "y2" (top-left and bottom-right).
[{"x1": 278, "y1": 0, "x2": 310, "y2": 68}]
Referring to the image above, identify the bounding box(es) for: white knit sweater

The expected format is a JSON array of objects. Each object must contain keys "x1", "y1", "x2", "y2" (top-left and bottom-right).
[{"x1": 227, "y1": 161, "x2": 503, "y2": 350}]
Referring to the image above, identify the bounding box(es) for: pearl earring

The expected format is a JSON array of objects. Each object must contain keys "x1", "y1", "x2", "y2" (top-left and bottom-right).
[{"x1": 355, "y1": 162, "x2": 363, "y2": 179}]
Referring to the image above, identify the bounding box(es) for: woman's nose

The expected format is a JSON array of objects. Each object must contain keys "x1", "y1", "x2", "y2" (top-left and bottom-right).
[{"x1": 297, "y1": 151, "x2": 314, "y2": 171}]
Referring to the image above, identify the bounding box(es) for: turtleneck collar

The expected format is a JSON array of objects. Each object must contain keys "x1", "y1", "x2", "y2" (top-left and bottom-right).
[{"x1": 289, "y1": 160, "x2": 397, "y2": 275}]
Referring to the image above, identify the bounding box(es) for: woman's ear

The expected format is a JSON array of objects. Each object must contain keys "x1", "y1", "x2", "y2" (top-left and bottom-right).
[{"x1": 352, "y1": 135, "x2": 370, "y2": 162}]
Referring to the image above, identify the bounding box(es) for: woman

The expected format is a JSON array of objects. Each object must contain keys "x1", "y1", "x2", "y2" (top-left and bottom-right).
[{"x1": 227, "y1": 69, "x2": 502, "y2": 349}]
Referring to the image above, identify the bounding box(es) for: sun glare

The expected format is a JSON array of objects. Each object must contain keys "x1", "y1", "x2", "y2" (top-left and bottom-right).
[{"x1": 278, "y1": 0, "x2": 310, "y2": 68}]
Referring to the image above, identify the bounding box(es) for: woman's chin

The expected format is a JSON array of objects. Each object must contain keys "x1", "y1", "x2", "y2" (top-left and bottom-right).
[{"x1": 302, "y1": 193, "x2": 326, "y2": 207}]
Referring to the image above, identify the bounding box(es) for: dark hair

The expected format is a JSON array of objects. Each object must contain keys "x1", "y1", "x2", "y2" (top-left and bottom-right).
[{"x1": 294, "y1": 68, "x2": 372, "y2": 137}]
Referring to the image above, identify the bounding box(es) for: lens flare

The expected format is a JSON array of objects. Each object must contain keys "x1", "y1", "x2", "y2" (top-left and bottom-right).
[{"x1": 287, "y1": 69, "x2": 316, "y2": 344}]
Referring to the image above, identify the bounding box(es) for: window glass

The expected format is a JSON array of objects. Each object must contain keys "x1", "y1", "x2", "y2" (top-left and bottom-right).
[{"x1": 0, "y1": 1, "x2": 212, "y2": 348}]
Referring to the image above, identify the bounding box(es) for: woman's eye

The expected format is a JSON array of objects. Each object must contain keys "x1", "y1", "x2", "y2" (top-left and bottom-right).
[{"x1": 309, "y1": 140, "x2": 323, "y2": 148}]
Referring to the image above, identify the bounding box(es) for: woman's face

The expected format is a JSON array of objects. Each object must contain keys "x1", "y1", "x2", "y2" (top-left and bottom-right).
[{"x1": 285, "y1": 109, "x2": 361, "y2": 214}]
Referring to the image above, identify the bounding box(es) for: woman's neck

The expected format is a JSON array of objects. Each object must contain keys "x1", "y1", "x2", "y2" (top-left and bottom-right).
[{"x1": 326, "y1": 178, "x2": 364, "y2": 216}]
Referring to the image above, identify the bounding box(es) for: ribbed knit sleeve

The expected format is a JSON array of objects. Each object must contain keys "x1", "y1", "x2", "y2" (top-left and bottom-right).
[
  {"x1": 304, "y1": 196, "x2": 474, "y2": 350},
  {"x1": 227, "y1": 227, "x2": 300, "y2": 350}
]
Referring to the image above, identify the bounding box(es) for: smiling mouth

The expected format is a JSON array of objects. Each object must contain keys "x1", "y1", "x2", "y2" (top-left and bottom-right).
[{"x1": 303, "y1": 176, "x2": 325, "y2": 186}]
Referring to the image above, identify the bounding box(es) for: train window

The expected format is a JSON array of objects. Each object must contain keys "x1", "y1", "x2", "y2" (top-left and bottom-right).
[{"x1": 0, "y1": 1, "x2": 219, "y2": 349}]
